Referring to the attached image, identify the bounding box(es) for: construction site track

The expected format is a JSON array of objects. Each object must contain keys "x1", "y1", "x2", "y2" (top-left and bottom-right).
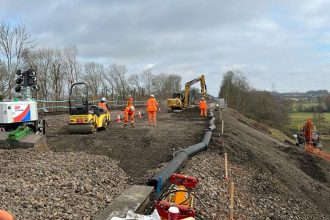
[{"x1": 45, "y1": 107, "x2": 207, "y2": 184}]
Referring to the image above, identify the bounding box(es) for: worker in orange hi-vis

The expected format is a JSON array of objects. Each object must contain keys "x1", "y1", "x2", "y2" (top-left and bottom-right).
[
  {"x1": 127, "y1": 95, "x2": 134, "y2": 107},
  {"x1": 124, "y1": 105, "x2": 135, "y2": 128},
  {"x1": 146, "y1": 94, "x2": 159, "y2": 126},
  {"x1": 98, "y1": 97, "x2": 110, "y2": 111},
  {"x1": 199, "y1": 97, "x2": 208, "y2": 117},
  {"x1": 0, "y1": 210, "x2": 14, "y2": 220}
]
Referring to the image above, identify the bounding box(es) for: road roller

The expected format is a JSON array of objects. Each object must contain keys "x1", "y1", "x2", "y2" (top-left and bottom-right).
[{"x1": 68, "y1": 82, "x2": 110, "y2": 134}]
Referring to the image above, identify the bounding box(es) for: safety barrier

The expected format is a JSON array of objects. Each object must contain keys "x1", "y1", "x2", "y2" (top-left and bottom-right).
[
  {"x1": 35, "y1": 100, "x2": 146, "y2": 112},
  {"x1": 148, "y1": 108, "x2": 216, "y2": 189}
]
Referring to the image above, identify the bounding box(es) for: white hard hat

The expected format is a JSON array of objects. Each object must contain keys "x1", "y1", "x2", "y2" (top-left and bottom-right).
[
  {"x1": 150, "y1": 94, "x2": 155, "y2": 98},
  {"x1": 168, "y1": 206, "x2": 179, "y2": 214},
  {"x1": 201, "y1": 97, "x2": 204, "y2": 100},
  {"x1": 101, "y1": 97, "x2": 106, "y2": 102}
]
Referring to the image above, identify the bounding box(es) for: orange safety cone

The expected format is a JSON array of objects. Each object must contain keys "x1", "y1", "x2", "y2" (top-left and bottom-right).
[
  {"x1": 138, "y1": 110, "x2": 142, "y2": 118},
  {"x1": 116, "y1": 112, "x2": 121, "y2": 123}
]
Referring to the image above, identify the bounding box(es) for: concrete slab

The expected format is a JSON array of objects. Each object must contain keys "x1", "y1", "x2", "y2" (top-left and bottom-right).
[
  {"x1": 0, "y1": 132, "x2": 49, "y2": 152},
  {"x1": 94, "y1": 185, "x2": 154, "y2": 220}
]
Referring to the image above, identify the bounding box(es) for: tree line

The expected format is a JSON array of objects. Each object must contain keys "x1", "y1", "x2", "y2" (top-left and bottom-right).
[
  {"x1": 219, "y1": 70, "x2": 291, "y2": 130},
  {"x1": 0, "y1": 21, "x2": 181, "y2": 101}
]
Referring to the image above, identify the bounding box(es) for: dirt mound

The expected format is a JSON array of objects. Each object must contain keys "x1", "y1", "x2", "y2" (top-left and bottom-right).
[{"x1": 181, "y1": 109, "x2": 330, "y2": 220}]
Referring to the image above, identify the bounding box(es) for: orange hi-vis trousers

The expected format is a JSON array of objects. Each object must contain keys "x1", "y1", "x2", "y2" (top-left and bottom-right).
[
  {"x1": 200, "y1": 108, "x2": 207, "y2": 117},
  {"x1": 148, "y1": 111, "x2": 157, "y2": 125}
]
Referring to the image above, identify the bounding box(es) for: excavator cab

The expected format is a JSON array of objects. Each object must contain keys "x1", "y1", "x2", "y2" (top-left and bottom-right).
[
  {"x1": 173, "y1": 93, "x2": 184, "y2": 100},
  {"x1": 167, "y1": 93, "x2": 184, "y2": 112},
  {"x1": 68, "y1": 82, "x2": 110, "y2": 134}
]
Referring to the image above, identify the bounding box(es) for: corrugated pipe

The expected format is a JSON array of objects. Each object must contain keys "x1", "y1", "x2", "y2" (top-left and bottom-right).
[{"x1": 148, "y1": 108, "x2": 216, "y2": 189}]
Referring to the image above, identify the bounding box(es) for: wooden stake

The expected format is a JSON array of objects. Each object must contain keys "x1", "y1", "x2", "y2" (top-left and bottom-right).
[
  {"x1": 229, "y1": 182, "x2": 235, "y2": 220},
  {"x1": 224, "y1": 153, "x2": 228, "y2": 180},
  {"x1": 222, "y1": 120, "x2": 224, "y2": 133}
]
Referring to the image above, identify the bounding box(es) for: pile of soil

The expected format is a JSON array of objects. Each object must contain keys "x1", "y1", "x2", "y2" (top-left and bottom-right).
[
  {"x1": 0, "y1": 149, "x2": 128, "y2": 220},
  {"x1": 181, "y1": 109, "x2": 330, "y2": 220}
]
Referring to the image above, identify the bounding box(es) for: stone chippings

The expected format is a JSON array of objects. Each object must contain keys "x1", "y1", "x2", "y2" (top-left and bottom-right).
[
  {"x1": 0, "y1": 148, "x2": 129, "y2": 220},
  {"x1": 182, "y1": 148, "x2": 329, "y2": 220}
]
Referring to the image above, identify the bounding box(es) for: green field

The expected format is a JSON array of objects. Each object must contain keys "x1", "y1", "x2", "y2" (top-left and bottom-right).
[
  {"x1": 291, "y1": 102, "x2": 327, "y2": 112},
  {"x1": 288, "y1": 112, "x2": 330, "y2": 152}
]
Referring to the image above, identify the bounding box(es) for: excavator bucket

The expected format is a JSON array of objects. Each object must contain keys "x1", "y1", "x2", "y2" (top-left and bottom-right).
[
  {"x1": 0, "y1": 132, "x2": 49, "y2": 152},
  {"x1": 305, "y1": 144, "x2": 330, "y2": 163}
]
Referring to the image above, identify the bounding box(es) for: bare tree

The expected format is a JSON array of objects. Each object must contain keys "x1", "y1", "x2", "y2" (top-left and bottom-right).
[
  {"x1": 83, "y1": 62, "x2": 104, "y2": 99},
  {"x1": 105, "y1": 64, "x2": 128, "y2": 100},
  {"x1": 128, "y1": 73, "x2": 142, "y2": 98},
  {"x1": 49, "y1": 49, "x2": 63, "y2": 100},
  {"x1": 63, "y1": 44, "x2": 80, "y2": 92},
  {"x1": 219, "y1": 70, "x2": 290, "y2": 130},
  {"x1": 140, "y1": 67, "x2": 154, "y2": 96},
  {"x1": 0, "y1": 21, "x2": 33, "y2": 97},
  {"x1": 23, "y1": 47, "x2": 54, "y2": 100},
  {"x1": 219, "y1": 70, "x2": 249, "y2": 111}
]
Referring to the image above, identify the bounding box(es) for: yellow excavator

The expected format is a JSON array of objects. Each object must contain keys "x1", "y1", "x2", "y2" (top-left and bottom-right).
[
  {"x1": 68, "y1": 82, "x2": 110, "y2": 134},
  {"x1": 167, "y1": 75, "x2": 207, "y2": 112}
]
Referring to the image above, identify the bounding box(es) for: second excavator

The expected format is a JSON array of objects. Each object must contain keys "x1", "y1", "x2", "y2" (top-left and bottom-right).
[
  {"x1": 295, "y1": 118, "x2": 330, "y2": 163},
  {"x1": 167, "y1": 75, "x2": 207, "y2": 112}
]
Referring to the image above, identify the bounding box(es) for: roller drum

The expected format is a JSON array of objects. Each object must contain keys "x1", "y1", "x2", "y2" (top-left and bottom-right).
[{"x1": 67, "y1": 124, "x2": 94, "y2": 134}]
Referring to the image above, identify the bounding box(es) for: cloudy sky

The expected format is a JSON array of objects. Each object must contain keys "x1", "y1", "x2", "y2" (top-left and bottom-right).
[{"x1": 1, "y1": 0, "x2": 330, "y2": 95}]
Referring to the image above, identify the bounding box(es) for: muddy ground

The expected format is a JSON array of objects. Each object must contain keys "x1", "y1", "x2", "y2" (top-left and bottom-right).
[
  {"x1": 46, "y1": 107, "x2": 207, "y2": 183},
  {"x1": 181, "y1": 109, "x2": 330, "y2": 220}
]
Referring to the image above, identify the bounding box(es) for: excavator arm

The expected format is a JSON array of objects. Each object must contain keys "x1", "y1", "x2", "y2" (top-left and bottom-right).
[{"x1": 184, "y1": 74, "x2": 207, "y2": 107}]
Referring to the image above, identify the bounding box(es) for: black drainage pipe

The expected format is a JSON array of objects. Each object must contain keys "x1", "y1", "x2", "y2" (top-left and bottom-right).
[
  {"x1": 202, "y1": 130, "x2": 212, "y2": 146},
  {"x1": 148, "y1": 108, "x2": 216, "y2": 189},
  {"x1": 148, "y1": 151, "x2": 189, "y2": 188}
]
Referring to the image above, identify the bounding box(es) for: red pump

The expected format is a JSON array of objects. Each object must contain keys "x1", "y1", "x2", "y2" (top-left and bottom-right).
[{"x1": 155, "y1": 173, "x2": 199, "y2": 219}]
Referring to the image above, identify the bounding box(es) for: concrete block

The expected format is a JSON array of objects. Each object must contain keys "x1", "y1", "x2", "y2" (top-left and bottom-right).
[{"x1": 94, "y1": 185, "x2": 154, "y2": 220}]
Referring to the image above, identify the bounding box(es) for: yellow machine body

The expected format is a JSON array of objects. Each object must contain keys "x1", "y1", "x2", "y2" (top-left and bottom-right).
[
  {"x1": 68, "y1": 111, "x2": 110, "y2": 134},
  {"x1": 68, "y1": 82, "x2": 110, "y2": 134},
  {"x1": 166, "y1": 96, "x2": 184, "y2": 111}
]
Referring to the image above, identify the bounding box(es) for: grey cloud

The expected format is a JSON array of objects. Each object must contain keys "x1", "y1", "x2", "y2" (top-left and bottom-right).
[{"x1": 1, "y1": 0, "x2": 330, "y2": 95}]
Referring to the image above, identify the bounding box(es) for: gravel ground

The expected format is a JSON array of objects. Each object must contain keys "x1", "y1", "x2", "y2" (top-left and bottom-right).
[
  {"x1": 0, "y1": 149, "x2": 128, "y2": 220},
  {"x1": 0, "y1": 106, "x2": 206, "y2": 219},
  {"x1": 181, "y1": 109, "x2": 330, "y2": 220}
]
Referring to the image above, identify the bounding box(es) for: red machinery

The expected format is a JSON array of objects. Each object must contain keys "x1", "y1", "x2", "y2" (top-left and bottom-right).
[
  {"x1": 155, "y1": 173, "x2": 198, "y2": 219},
  {"x1": 302, "y1": 118, "x2": 330, "y2": 163}
]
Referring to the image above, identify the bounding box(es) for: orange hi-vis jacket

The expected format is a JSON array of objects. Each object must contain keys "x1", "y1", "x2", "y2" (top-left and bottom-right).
[
  {"x1": 98, "y1": 102, "x2": 108, "y2": 111},
  {"x1": 124, "y1": 106, "x2": 135, "y2": 115},
  {"x1": 146, "y1": 98, "x2": 158, "y2": 112},
  {"x1": 199, "y1": 100, "x2": 207, "y2": 109}
]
